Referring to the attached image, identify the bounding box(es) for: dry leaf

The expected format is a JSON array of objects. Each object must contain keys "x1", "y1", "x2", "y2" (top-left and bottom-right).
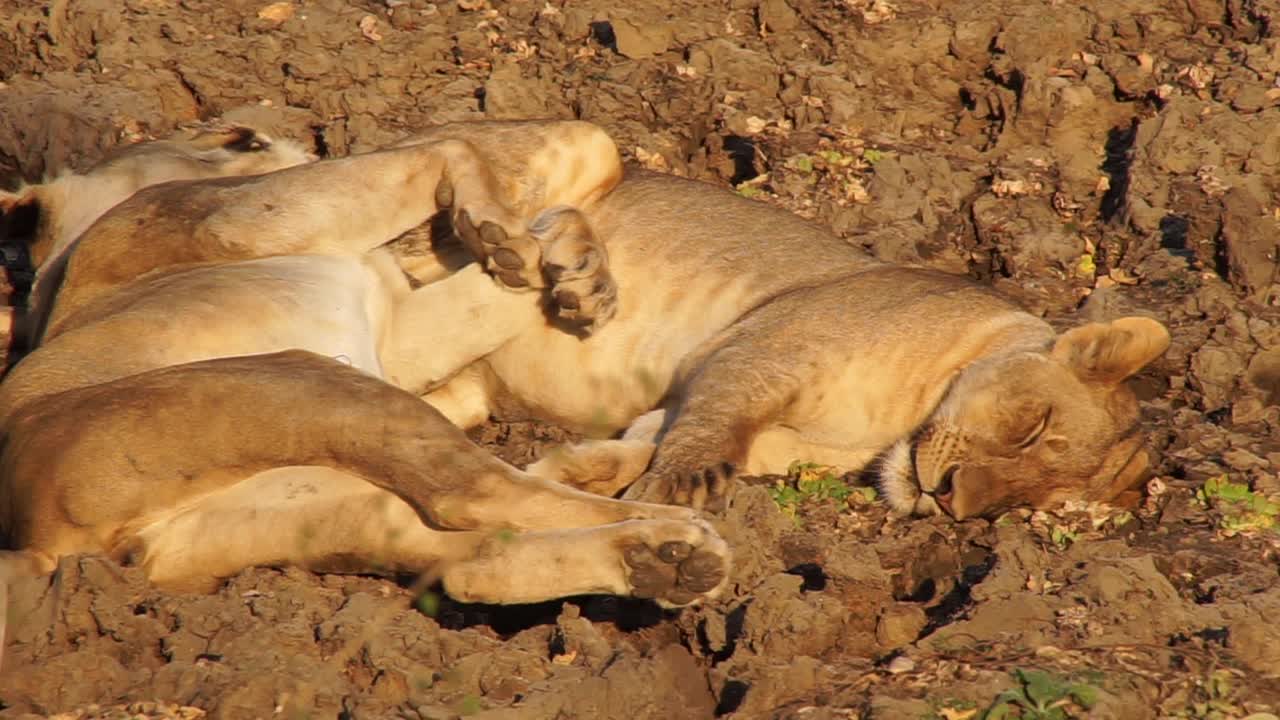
[
  {"x1": 992, "y1": 178, "x2": 1030, "y2": 197},
  {"x1": 938, "y1": 708, "x2": 978, "y2": 720},
  {"x1": 257, "y1": 1, "x2": 295, "y2": 22},
  {"x1": 633, "y1": 146, "x2": 669, "y2": 171},
  {"x1": 1108, "y1": 267, "x2": 1139, "y2": 285},
  {"x1": 359, "y1": 15, "x2": 383, "y2": 42}
]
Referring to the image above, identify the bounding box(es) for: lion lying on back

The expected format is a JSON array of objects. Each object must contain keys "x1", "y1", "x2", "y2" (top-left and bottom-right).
[{"x1": 0, "y1": 121, "x2": 728, "y2": 608}]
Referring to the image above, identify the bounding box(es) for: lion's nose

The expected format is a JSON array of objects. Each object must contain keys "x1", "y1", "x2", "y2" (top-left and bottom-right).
[{"x1": 928, "y1": 465, "x2": 958, "y2": 517}]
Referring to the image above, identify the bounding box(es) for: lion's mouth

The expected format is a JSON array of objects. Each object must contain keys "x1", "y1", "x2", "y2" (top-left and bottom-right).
[
  {"x1": 909, "y1": 441, "x2": 958, "y2": 517},
  {"x1": 876, "y1": 438, "x2": 942, "y2": 517}
]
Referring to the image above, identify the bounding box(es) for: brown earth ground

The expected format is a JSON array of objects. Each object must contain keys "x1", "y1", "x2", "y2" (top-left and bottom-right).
[{"x1": 3, "y1": 0, "x2": 1280, "y2": 718}]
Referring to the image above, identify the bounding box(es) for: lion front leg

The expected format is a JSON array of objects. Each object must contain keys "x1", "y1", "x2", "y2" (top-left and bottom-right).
[
  {"x1": 621, "y1": 329, "x2": 816, "y2": 510},
  {"x1": 525, "y1": 409, "x2": 667, "y2": 496}
]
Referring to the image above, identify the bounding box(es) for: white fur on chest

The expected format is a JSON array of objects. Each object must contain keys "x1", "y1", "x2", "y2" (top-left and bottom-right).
[{"x1": 115, "y1": 254, "x2": 395, "y2": 379}]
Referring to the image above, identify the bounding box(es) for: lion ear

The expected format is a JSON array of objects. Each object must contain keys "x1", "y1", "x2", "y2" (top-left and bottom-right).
[{"x1": 1051, "y1": 316, "x2": 1171, "y2": 385}]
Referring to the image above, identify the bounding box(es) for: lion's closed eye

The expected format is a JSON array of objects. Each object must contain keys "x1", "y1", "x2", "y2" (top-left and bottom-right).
[{"x1": 1013, "y1": 407, "x2": 1052, "y2": 449}]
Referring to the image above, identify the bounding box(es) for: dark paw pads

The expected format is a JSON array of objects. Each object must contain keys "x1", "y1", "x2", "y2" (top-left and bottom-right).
[
  {"x1": 623, "y1": 540, "x2": 727, "y2": 607},
  {"x1": 550, "y1": 276, "x2": 618, "y2": 334}
]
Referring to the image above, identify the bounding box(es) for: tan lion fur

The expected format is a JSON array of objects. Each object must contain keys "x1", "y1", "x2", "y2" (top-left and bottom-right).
[
  {"x1": 0, "y1": 120, "x2": 730, "y2": 609},
  {"x1": 408, "y1": 168, "x2": 1171, "y2": 519}
]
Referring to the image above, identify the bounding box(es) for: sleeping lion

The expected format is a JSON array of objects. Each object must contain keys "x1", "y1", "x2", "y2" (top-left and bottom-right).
[
  {"x1": 0, "y1": 118, "x2": 1167, "y2": 605},
  {"x1": 0, "y1": 121, "x2": 729, "y2": 608},
  {"x1": 409, "y1": 153, "x2": 1171, "y2": 521}
]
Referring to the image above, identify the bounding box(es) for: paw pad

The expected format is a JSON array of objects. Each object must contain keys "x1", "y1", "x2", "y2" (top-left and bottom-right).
[{"x1": 623, "y1": 537, "x2": 728, "y2": 608}]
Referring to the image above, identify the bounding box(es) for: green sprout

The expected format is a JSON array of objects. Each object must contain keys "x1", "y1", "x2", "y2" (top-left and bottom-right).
[
  {"x1": 789, "y1": 154, "x2": 815, "y2": 173},
  {"x1": 414, "y1": 590, "x2": 441, "y2": 617},
  {"x1": 983, "y1": 668, "x2": 1098, "y2": 719},
  {"x1": 767, "y1": 461, "x2": 873, "y2": 524},
  {"x1": 1196, "y1": 475, "x2": 1280, "y2": 535}
]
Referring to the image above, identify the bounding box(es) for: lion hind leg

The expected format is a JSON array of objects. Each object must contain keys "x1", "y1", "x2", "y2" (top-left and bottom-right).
[
  {"x1": 119, "y1": 466, "x2": 731, "y2": 609},
  {"x1": 33, "y1": 352, "x2": 698, "y2": 547},
  {"x1": 441, "y1": 517, "x2": 729, "y2": 608},
  {"x1": 116, "y1": 467, "x2": 459, "y2": 592}
]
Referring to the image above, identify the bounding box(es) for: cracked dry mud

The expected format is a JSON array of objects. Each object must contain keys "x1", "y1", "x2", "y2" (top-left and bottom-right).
[{"x1": 3, "y1": 0, "x2": 1280, "y2": 718}]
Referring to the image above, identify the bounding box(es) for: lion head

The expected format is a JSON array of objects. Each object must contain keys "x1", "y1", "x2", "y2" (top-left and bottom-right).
[{"x1": 879, "y1": 316, "x2": 1171, "y2": 520}]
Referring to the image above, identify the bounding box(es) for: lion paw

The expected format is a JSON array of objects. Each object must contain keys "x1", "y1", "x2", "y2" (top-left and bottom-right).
[
  {"x1": 435, "y1": 175, "x2": 543, "y2": 290},
  {"x1": 451, "y1": 207, "x2": 545, "y2": 290},
  {"x1": 620, "y1": 520, "x2": 730, "y2": 608},
  {"x1": 532, "y1": 207, "x2": 618, "y2": 333},
  {"x1": 545, "y1": 259, "x2": 617, "y2": 333},
  {"x1": 623, "y1": 462, "x2": 735, "y2": 511}
]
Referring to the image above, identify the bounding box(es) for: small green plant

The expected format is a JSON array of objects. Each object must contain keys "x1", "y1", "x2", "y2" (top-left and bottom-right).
[
  {"x1": 983, "y1": 668, "x2": 1098, "y2": 719},
  {"x1": 789, "y1": 154, "x2": 815, "y2": 173},
  {"x1": 1173, "y1": 669, "x2": 1256, "y2": 719},
  {"x1": 1048, "y1": 525, "x2": 1079, "y2": 549},
  {"x1": 457, "y1": 694, "x2": 483, "y2": 716},
  {"x1": 1196, "y1": 475, "x2": 1280, "y2": 535},
  {"x1": 736, "y1": 184, "x2": 761, "y2": 198},
  {"x1": 861, "y1": 148, "x2": 884, "y2": 164},
  {"x1": 767, "y1": 461, "x2": 874, "y2": 524},
  {"x1": 1075, "y1": 253, "x2": 1096, "y2": 279},
  {"x1": 817, "y1": 149, "x2": 857, "y2": 167},
  {"x1": 414, "y1": 590, "x2": 442, "y2": 617}
]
